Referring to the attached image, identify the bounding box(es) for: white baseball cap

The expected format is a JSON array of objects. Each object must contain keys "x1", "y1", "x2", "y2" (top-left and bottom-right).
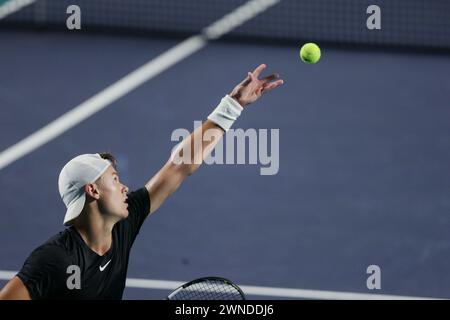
[{"x1": 58, "y1": 153, "x2": 112, "y2": 226}]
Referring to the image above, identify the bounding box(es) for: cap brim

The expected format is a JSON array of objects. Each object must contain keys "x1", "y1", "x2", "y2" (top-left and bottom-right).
[{"x1": 63, "y1": 192, "x2": 86, "y2": 226}]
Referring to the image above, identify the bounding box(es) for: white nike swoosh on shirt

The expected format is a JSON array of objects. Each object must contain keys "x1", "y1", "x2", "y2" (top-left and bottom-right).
[{"x1": 99, "y1": 259, "x2": 112, "y2": 272}]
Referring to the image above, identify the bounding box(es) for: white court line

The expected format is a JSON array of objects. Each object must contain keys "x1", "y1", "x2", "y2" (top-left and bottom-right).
[
  {"x1": 0, "y1": 0, "x2": 36, "y2": 20},
  {"x1": 0, "y1": 0, "x2": 281, "y2": 170},
  {"x1": 0, "y1": 35, "x2": 206, "y2": 170},
  {"x1": 0, "y1": 271, "x2": 440, "y2": 300},
  {"x1": 125, "y1": 277, "x2": 439, "y2": 300},
  {"x1": 0, "y1": 271, "x2": 16, "y2": 279}
]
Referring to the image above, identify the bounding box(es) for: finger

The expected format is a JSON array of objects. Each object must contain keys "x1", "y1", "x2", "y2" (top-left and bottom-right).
[
  {"x1": 252, "y1": 64, "x2": 266, "y2": 78},
  {"x1": 240, "y1": 73, "x2": 252, "y2": 86},
  {"x1": 262, "y1": 73, "x2": 279, "y2": 83},
  {"x1": 262, "y1": 80, "x2": 283, "y2": 93},
  {"x1": 248, "y1": 71, "x2": 258, "y2": 83},
  {"x1": 256, "y1": 86, "x2": 264, "y2": 96},
  {"x1": 264, "y1": 78, "x2": 284, "y2": 87},
  {"x1": 262, "y1": 79, "x2": 284, "y2": 93}
]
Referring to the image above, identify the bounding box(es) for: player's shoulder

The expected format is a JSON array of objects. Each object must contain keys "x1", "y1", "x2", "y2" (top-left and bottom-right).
[
  {"x1": 128, "y1": 187, "x2": 150, "y2": 202},
  {"x1": 28, "y1": 229, "x2": 76, "y2": 263},
  {"x1": 126, "y1": 187, "x2": 150, "y2": 212}
]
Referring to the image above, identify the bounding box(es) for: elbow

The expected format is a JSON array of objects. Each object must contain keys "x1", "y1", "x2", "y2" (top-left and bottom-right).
[{"x1": 167, "y1": 159, "x2": 197, "y2": 177}]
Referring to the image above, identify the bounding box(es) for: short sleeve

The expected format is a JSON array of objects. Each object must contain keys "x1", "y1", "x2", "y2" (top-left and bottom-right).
[
  {"x1": 16, "y1": 244, "x2": 69, "y2": 300},
  {"x1": 122, "y1": 187, "x2": 151, "y2": 247}
]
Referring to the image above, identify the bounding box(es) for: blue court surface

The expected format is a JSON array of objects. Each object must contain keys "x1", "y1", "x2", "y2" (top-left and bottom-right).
[{"x1": 1, "y1": 1, "x2": 450, "y2": 300}]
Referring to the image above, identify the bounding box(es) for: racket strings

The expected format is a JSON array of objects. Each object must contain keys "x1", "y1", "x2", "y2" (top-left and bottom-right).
[{"x1": 170, "y1": 279, "x2": 244, "y2": 300}]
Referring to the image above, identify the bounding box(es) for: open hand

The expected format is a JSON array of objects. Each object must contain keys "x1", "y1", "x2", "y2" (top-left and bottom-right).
[{"x1": 229, "y1": 64, "x2": 284, "y2": 107}]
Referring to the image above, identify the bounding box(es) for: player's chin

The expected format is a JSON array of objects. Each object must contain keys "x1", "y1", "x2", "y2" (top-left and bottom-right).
[
  {"x1": 118, "y1": 206, "x2": 128, "y2": 217},
  {"x1": 115, "y1": 204, "x2": 129, "y2": 220},
  {"x1": 122, "y1": 204, "x2": 129, "y2": 218}
]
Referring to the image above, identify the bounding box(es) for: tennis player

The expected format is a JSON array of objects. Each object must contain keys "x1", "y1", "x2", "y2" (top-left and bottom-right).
[{"x1": 0, "y1": 64, "x2": 283, "y2": 299}]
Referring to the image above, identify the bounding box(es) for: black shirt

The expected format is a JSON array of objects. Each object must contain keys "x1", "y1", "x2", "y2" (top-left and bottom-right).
[{"x1": 17, "y1": 187, "x2": 150, "y2": 300}]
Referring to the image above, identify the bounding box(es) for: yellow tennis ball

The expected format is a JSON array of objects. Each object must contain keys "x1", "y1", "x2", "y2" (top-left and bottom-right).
[{"x1": 300, "y1": 43, "x2": 321, "y2": 64}]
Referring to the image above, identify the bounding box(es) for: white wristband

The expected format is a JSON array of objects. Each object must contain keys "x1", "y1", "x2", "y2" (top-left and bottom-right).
[{"x1": 207, "y1": 95, "x2": 244, "y2": 131}]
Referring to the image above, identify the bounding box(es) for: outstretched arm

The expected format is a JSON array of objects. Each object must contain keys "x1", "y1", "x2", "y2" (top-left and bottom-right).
[{"x1": 145, "y1": 64, "x2": 283, "y2": 214}]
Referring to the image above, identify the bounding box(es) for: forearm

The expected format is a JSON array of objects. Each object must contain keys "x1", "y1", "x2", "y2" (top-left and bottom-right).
[
  {"x1": 171, "y1": 119, "x2": 225, "y2": 175},
  {"x1": 146, "y1": 96, "x2": 243, "y2": 214},
  {"x1": 171, "y1": 93, "x2": 245, "y2": 175}
]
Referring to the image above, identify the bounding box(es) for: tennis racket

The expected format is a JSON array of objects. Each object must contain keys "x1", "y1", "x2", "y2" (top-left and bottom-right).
[{"x1": 167, "y1": 277, "x2": 246, "y2": 300}]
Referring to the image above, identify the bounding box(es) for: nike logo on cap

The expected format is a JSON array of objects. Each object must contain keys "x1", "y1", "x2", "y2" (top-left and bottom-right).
[{"x1": 99, "y1": 260, "x2": 112, "y2": 272}]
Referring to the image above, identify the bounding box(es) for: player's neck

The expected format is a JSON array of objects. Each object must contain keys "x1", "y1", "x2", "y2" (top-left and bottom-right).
[{"x1": 73, "y1": 210, "x2": 115, "y2": 256}]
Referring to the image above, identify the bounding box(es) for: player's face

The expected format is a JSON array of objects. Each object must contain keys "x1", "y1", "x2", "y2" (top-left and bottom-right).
[{"x1": 96, "y1": 165, "x2": 129, "y2": 221}]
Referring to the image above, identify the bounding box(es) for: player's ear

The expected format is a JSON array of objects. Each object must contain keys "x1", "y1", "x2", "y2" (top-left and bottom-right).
[{"x1": 85, "y1": 183, "x2": 100, "y2": 200}]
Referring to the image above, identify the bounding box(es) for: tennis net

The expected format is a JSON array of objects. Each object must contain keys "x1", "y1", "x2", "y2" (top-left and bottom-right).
[{"x1": 1, "y1": 0, "x2": 449, "y2": 49}]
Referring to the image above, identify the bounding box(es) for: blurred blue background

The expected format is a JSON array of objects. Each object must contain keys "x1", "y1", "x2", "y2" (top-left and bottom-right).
[{"x1": 1, "y1": 0, "x2": 450, "y2": 299}]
